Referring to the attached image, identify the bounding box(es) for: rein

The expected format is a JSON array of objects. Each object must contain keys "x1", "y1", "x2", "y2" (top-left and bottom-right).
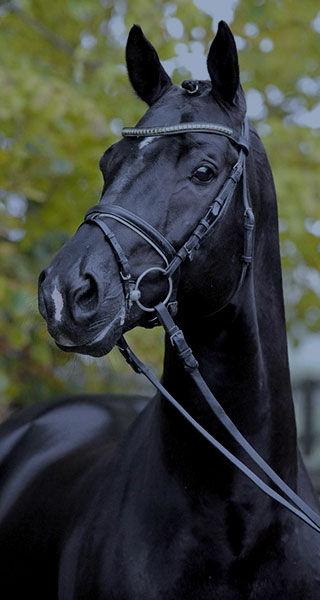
[
  {"x1": 83, "y1": 119, "x2": 320, "y2": 534},
  {"x1": 117, "y1": 317, "x2": 320, "y2": 534}
]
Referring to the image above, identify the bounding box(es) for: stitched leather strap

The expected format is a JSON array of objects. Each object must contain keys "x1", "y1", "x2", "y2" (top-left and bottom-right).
[
  {"x1": 116, "y1": 305, "x2": 320, "y2": 534},
  {"x1": 164, "y1": 153, "x2": 247, "y2": 278},
  {"x1": 85, "y1": 204, "x2": 176, "y2": 265},
  {"x1": 154, "y1": 302, "x2": 320, "y2": 532},
  {"x1": 122, "y1": 122, "x2": 249, "y2": 154},
  {"x1": 84, "y1": 214, "x2": 135, "y2": 305}
]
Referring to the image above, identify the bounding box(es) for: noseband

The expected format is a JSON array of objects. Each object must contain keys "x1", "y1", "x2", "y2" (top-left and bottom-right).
[
  {"x1": 82, "y1": 119, "x2": 320, "y2": 534},
  {"x1": 84, "y1": 120, "x2": 252, "y2": 316}
]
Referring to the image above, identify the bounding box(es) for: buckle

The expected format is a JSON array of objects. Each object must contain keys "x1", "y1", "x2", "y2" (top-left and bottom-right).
[
  {"x1": 120, "y1": 271, "x2": 132, "y2": 281},
  {"x1": 244, "y1": 208, "x2": 255, "y2": 229}
]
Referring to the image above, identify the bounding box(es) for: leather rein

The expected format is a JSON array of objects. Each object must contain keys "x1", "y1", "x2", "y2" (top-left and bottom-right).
[{"x1": 83, "y1": 119, "x2": 320, "y2": 534}]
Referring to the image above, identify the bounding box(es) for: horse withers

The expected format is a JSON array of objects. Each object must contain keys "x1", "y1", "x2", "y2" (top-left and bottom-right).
[{"x1": 1, "y1": 21, "x2": 320, "y2": 599}]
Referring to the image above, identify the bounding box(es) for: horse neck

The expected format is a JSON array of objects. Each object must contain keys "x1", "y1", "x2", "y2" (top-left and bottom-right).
[{"x1": 158, "y1": 138, "x2": 298, "y2": 491}]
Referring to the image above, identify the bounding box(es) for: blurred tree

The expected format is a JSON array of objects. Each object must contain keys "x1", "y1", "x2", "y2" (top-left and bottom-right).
[
  {"x1": 0, "y1": 0, "x2": 319, "y2": 414},
  {"x1": 234, "y1": 1, "x2": 320, "y2": 341}
]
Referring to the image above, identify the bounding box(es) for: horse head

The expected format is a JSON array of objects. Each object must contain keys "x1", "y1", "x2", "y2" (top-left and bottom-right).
[{"x1": 38, "y1": 22, "x2": 249, "y2": 357}]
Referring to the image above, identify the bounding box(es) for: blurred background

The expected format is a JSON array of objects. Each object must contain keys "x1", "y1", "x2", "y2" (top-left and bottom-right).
[{"x1": 0, "y1": 1, "x2": 319, "y2": 478}]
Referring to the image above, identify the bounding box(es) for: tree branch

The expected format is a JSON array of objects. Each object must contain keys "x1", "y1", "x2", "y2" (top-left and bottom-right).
[{"x1": 1, "y1": 1, "x2": 74, "y2": 57}]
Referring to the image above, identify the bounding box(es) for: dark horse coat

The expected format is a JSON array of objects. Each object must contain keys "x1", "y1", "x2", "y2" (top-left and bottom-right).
[{"x1": 1, "y1": 22, "x2": 320, "y2": 599}]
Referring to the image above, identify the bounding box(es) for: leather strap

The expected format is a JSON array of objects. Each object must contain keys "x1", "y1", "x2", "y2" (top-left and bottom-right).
[
  {"x1": 116, "y1": 304, "x2": 320, "y2": 534},
  {"x1": 122, "y1": 122, "x2": 249, "y2": 155},
  {"x1": 164, "y1": 152, "x2": 248, "y2": 278},
  {"x1": 84, "y1": 214, "x2": 136, "y2": 307},
  {"x1": 85, "y1": 204, "x2": 176, "y2": 265},
  {"x1": 155, "y1": 302, "x2": 320, "y2": 532}
]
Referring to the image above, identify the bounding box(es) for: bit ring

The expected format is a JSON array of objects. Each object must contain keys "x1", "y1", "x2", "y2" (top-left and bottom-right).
[{"x1": 133, "y1": 267, "x2": 173, "y2": 312}]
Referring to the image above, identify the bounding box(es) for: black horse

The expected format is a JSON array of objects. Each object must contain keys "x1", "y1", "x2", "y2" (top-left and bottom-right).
[{"x1": 1, "y1": 22, "x2": 320, "y2": 599}]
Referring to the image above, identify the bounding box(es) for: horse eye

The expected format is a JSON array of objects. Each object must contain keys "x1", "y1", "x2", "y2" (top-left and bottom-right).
[{"x1": 193, "y1": 166, "x2": 214, "y2": 183}]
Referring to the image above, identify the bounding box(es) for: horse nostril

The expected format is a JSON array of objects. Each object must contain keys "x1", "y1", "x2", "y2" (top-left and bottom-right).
[
  {"x1": 38, "y1": 269, "x2": 49, "y2": 320},
  {"x1": 75, "y1": 275, "x2": 99, "y2": 313},
  {"x1": 38, "y1": 269, "x2": 47, "y2": 287}
]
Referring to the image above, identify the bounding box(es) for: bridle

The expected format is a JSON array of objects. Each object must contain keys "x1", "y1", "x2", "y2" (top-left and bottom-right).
[
  {"x1": 83, "y1": 119, "x2": 320, "y2": 534},
  {"x1": 84, "y1": 120, "x2": 252, "y2": 316}
]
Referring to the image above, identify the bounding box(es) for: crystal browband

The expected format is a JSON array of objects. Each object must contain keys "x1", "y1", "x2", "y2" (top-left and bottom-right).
[
  {"x1": 122, "y1": 122, "x2": 233, "y2": 137},
  {"x1": 121, "y1": 122, "x2": 249, "y2": 153}
]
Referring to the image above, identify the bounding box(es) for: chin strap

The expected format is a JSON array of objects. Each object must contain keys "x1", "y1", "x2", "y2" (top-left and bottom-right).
[{"x1": 117, "y1": 301, "x2": 320, "y2": 534}]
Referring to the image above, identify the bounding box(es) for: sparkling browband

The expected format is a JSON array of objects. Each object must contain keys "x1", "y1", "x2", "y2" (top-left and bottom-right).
[
  {"x1": 122, "y1": 122, "x2": 233, "y2": 137},
  {"x1": 122, "y1": 122, "x2": 249, "y2": 153}
]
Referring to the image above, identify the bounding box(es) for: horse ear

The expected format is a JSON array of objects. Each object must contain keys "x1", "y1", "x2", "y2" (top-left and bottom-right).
[
  {"x1": 126, "y1": 25, "x2": 172, "y2": 106},
  {"x1": 207, "y1": 21, "x2": 240, "y2": 104}
]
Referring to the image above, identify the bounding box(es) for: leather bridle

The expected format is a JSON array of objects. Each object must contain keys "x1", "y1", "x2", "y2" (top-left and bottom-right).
[
  {"x1": 83, "y1": 119, "x2": 320, "y2": 534},
  {"x1": 85, "y1": 120, "x2": 252, "y2": 315}
]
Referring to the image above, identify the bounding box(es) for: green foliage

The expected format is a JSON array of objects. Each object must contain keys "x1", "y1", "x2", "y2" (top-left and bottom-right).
[
  {"x1": 1, "y1": 0, "x2": 319, "y2": 413},
  {"x1": 235, "y1": 1, "x2": 320, "y2": 338}
]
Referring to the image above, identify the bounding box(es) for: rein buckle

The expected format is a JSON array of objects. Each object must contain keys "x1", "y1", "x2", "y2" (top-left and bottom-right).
[{"x1": 120, "y1": 271, "x2": 132, "y2": 281}]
